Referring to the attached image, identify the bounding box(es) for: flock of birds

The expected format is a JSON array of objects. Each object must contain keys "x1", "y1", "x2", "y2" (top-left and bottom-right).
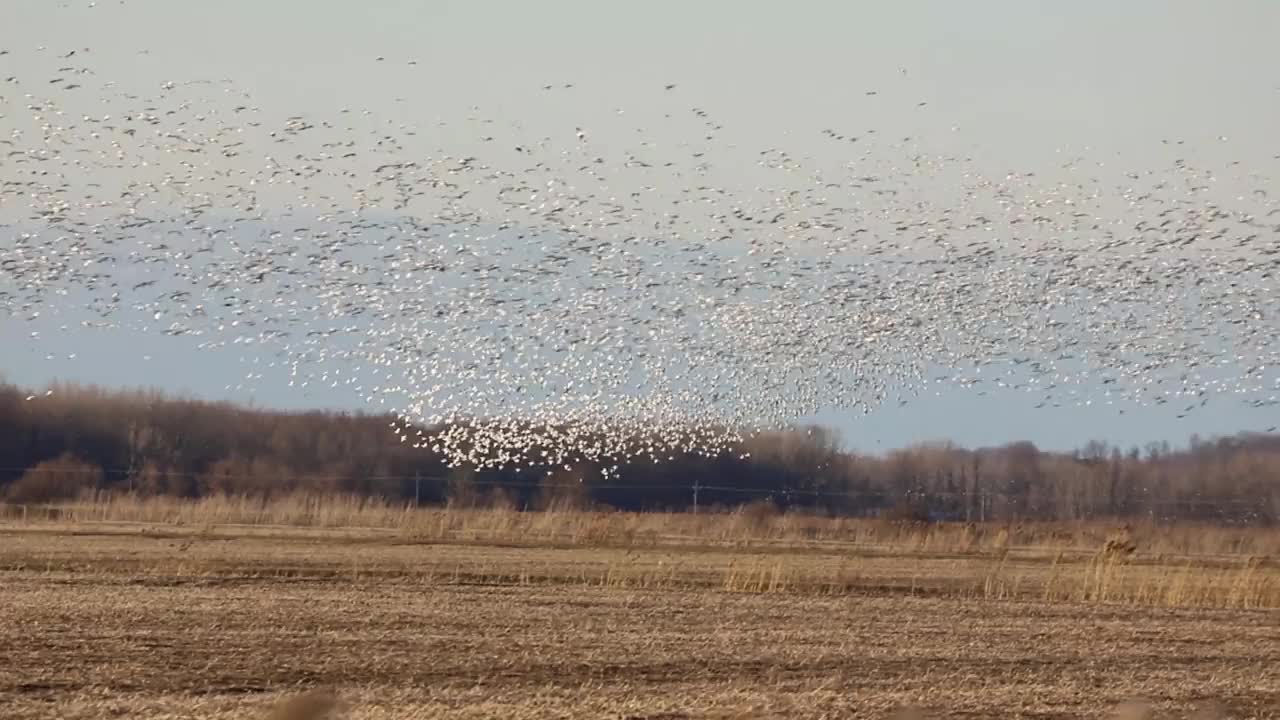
[{"x1": 2, "y1": 41, "x2": 1279, "y2": 473}]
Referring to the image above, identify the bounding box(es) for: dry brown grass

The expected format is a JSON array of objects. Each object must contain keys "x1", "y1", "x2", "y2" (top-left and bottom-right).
[
  {"x1": 1, "y1": 540, "x2": 1277, "y2": 719},
  {"x1": 4, "y1": 493, "x2": 1279, "y2": 612},
  {"x1": 2, "y1": 519, "x2": 1277, "y2": 609},
  {"x1": 6, "y1": 491, "x2": 1280, "y2": 559},
  {"x1": 1, "y1": 501, "x2": 1278, "y2": 718}
]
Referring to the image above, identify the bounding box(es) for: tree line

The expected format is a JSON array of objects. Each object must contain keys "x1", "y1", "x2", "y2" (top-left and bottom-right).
[{"x1": 1, "y1": 381, "x2": 1277, "y2": 524}]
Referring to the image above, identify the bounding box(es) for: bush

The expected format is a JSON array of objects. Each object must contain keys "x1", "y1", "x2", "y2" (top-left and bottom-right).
[
  {"x1": 6, "y1": 454, "x2": 104, "y2": 504},
  {"x1": 884, "y1": 498, "x2": 931, "y2": 522},
  {"x1": 737, "y1": 498, "x2": 780, "y2": 530}
]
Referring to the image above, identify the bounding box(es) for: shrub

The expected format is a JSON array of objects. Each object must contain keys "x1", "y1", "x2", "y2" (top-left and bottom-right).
[{"x1": 6, "y1": 454, "x2": 104, "y2": 504}]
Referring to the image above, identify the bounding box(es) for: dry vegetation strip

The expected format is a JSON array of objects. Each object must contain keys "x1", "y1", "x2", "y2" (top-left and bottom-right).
[
  {"x1": 3, "y1": 495, "x2": 1279, "y2": 610},
  {"x1": 7, "y1": 493, "x2": 1280, "y2": 558},
  {"x1": 1, "y1": 519, "x2": 1277, "y2": 609}
]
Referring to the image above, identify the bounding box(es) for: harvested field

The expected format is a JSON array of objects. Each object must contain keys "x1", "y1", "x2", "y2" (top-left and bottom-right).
[{"x1": 0, "y1": 521, "x2": 1277, "y2": 719}]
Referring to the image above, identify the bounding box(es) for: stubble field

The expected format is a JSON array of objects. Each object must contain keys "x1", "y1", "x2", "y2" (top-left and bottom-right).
[{"x1": 0, "y1": 509, "x2": 1277, "y2": 719}]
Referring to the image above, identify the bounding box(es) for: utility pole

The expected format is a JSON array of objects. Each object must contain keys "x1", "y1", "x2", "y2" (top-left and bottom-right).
[
  {"x1": 126, "y1": 420, "x2": 138, "y2": 494},
  {"x1": 414, "y1": 471, "x2": 421, "y2": 507}
]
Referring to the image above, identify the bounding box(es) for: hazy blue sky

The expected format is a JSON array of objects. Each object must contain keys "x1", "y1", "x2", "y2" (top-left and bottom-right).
[{"x1": 3, "y1": 0, "x2": 1279, "y2": 453}]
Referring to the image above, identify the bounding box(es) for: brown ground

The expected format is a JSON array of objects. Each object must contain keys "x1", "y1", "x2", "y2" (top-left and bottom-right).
[{"x1": 0, "y1": 524, "x2": 1277, "y2": 719}]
